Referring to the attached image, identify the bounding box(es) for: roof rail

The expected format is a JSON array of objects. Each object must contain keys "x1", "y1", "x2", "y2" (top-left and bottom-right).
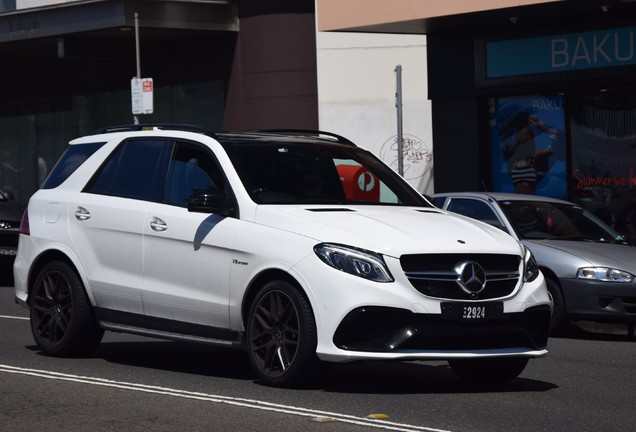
[
  {"x1": 254, "y1": 129, "x2": 356, "y2": 146},
  {"x1": 90, "y1": 123, "x2": 217, "y2": 138}
]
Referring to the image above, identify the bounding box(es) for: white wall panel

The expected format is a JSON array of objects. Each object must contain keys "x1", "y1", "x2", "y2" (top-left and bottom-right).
[{"x1": 316, "y1": 32, "x2": 434, "y2": 194}]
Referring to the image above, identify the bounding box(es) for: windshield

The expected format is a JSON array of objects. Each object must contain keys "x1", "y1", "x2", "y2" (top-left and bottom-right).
[
  {"x1": 499, "y1": 200, "x2": 629, "y2": 244},
  {"x1": 222, "y1": 139, "x2": 430, "y2": 207}
]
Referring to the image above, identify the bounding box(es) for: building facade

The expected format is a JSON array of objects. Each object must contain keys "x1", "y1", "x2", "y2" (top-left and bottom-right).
[
  {"x1": 0, "y1": 0, "x2": 318, "y2": 204},
  {"x1": 0, "y1": 0, "x2": 431, "y2": 206},
  {"x1": 318, "y1": 0, "x2": 636, "y2": 242},
  {"x1": 316, "y1": 32, "x2": 433, "y2": 195}
]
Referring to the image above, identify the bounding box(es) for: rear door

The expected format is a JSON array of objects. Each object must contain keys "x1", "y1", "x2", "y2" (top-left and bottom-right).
[{"x1": 68, "y1": 139, "x2": 171, "y2": 314}]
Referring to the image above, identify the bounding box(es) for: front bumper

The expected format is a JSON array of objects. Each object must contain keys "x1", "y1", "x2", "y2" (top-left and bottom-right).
[
  {"x1": 561, "y1": 278, "x2": 636, "y2": 323},
  {"x1": 333, "y1": 305, "x2": 550, "y2": 353},
  {"x1": 294, "y1": 249, "x2": 551, "y2": 362}
]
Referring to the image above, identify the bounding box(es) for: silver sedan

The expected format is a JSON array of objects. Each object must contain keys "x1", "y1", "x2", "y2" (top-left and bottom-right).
[{"x1": 432, "y1": 192, "x2": 636, "y2": 335}]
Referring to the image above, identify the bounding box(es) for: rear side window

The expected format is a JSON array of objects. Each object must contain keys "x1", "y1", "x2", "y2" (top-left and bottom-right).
[
  {"x1": 41, "y1": 142, "x2": 105, "y2": 189},
  {"x1": 85, "y1": 139, "x2": 171, "y2": 202}
]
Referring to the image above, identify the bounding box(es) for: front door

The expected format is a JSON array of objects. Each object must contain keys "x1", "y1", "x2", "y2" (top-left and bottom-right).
[{"x1": 141, "y1": 142, "x2": 233, "y2": 328}]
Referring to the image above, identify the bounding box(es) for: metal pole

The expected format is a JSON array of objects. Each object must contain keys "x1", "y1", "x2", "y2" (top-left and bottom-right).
[
  {"x1": 395, "y1": 65, "x2": 404, "y2": 176},
  {"x1": 134, "y1": 12, "x2": 141, "y2": 125}
]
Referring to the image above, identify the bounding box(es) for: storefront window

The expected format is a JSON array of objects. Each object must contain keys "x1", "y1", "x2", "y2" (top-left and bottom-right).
[
  {"x1": 0, "y1": 80, "x2": 224, "y2": 205},
  {"x1": 0, "y1": 0, "x2": 16, "y2": 12},
  {"x1": 570, "y1": 89, "x2": 636, "y2": 243},
  {"x1": 0, "y1": 103, "x2": 72, "y2": 204},
  {"x1": 489, "y1": 94, "x2": 567, "y2": 198}
]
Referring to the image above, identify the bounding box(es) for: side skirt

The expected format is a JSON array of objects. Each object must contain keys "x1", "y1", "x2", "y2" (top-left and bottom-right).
[{"x1": 95, "y1": 308, "x2": 245, "y2": 349}]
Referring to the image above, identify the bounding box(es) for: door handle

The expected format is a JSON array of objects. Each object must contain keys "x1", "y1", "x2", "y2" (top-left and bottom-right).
[
  {"x1": 74, "y1": 206, "x2": 91, "y2": 221},
  {"x1": 150, "y1": 217, "x2": 167, "y2": 232}
]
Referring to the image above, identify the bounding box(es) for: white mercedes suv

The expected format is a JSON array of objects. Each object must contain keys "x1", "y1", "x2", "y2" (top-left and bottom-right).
[{"x1": 14, "y1": 125, "x2": 550, "y2": 386}]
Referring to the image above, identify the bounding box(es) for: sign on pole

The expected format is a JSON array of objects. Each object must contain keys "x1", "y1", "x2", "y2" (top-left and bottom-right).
[{"x1": 131, "y1": 77, "x2": 153, "y2": 115}]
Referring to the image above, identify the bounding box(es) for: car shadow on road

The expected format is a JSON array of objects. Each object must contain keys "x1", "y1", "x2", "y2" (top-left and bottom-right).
[
  {"x1": 314, "y1": 361, "x2": 557, "y2": 395},
  {"x1": 72, "y1": 338, "x2": 558, "y2": 395},
  {"x1": 92, "y1": 339, "x2": 256, "y2": 381},
  {"x1": 552, "y1": 321, "x2": 636, "y2": 342}
]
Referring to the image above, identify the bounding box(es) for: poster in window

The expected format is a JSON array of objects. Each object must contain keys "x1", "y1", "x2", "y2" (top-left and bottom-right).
[
  {"x1": 570, "y1": 90, "x2": 636, "y2": 242},
  {"x1": 490, "y1": 95, "x2": 567, "y2": 198}
]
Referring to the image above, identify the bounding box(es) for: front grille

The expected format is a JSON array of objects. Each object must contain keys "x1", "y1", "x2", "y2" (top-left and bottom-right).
[
  {"x1": 333, "y1": 305, "x2": 550, "y2": 352},
  {"x1": 0, "y1": 229, "x2": 20, "y2": 248},
  {"x1": 0, "y1": 220, "x2": 21, "y2": 230},
  {"x1": 400, "y1": 253, "x2": 521, "y2": 300}
]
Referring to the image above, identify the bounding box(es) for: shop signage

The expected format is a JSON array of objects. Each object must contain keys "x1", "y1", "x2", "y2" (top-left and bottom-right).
[
  {"x1": 573, "y1": 167, "x2": 636, "y2": 189},
  {"x1": 486, "y1": 27, "x2": 636, "y2": 78}
]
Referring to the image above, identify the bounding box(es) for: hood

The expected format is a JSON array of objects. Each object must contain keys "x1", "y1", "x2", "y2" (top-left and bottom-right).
[
  {"x1": 255, "y1": 205, "x2": 523, "y2": 258},
  {"x1": 526, "y1": 239, "x2": 636, "y2": 273}
]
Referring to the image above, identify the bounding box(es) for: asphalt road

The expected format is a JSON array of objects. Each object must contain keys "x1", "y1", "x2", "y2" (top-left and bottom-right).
[{"x1": 1, "y1": 284, "x2": 635, "y2": 432}]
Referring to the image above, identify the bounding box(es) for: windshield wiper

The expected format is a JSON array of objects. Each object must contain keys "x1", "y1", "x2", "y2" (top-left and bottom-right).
[
  {"x1": 592, "y1": 238, "x2": 632, "y2": 245},
  {"x1": 552, "y1": 235, "x2": 587, "y2": 241}
]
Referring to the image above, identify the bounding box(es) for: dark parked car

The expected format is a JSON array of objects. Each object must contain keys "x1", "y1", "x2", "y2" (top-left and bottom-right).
[
  {"x1": 433, "y1": 192, "x2": 636, "y2": 335},
  {"x1": 0, "y1": 189, "x2": 24, "y2": 285}
]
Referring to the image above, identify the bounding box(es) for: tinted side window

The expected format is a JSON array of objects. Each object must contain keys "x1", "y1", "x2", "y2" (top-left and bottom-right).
[
  {"x1": 85, "y1": 139, "x2": 171, "y2": 201},
  {"x1": 41, "y1": 142, "x2": 105, "y2": 189},
  {"x1": 447, "y1": 198, "x2": 505, "y2": 229},
  {"x1": 164, "y1": 142, "x2": 224, "y2": 207}
]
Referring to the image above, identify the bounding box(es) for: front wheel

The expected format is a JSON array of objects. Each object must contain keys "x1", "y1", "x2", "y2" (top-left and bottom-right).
[
  {"x1": 246, "y1": 280, "x2": 318, "y2": 387},
  {"x1": 546, "y1": 278, "x2": 568, "y2": 336},
  {"x1": 448, "y1": 357, "x2": 529, "y2": 384},
  {"x1": 30, "y1": 260, "x2": 104, "y2": 356}
]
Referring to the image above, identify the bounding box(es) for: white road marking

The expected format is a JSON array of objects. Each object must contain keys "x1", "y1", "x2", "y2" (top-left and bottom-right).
[
  {"x1": 0, "y1": 364, "x2": 450, "y2": 432},
  {"x1": 0, "y1": 314, "x2": 28, "y2": 320}
]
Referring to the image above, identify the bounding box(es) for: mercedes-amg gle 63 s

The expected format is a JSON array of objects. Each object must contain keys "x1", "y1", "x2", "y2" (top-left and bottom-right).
[{"x1": 14, "y1": 125, "x2": 550, "y2": 386}]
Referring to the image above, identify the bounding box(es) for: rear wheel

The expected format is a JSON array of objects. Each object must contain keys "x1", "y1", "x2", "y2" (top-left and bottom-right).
[
  {"x1": 246, "y1": 280, "x2": 318, "y2": 387},
  {"x1": 448, "y1": 357, "x2": 529, "y2": 383},
  {"x1": 30, "y1": 260, "x2": 103, "y2": 356}
]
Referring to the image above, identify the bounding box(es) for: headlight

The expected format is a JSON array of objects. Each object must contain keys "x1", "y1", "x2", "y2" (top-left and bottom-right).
[
  {"x1": 577, "y1": 267, "x2": 634, "y2": 283},
  {"x1": 523, "y1": 246, "x2": 540, "y2": 283},
  {"x1": 314, "y1": 243, "x2": 394, "y2": 283}
]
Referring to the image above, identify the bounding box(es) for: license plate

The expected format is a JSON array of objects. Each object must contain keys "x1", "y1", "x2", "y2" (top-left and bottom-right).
[
  {"x1": 0, "y1": 248, "x2": 17, "y2": 256},
  {"x1": 440, "y1": 302, "x2": 503, "y2": 321}
]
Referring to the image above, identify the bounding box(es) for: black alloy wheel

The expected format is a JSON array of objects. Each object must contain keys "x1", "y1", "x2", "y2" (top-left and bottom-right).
[
  {"x1": 30, "y1": 260, "x2": 103, "y2": 356},
  {"x1": 246, "y1": 280, "x2": 318, "y2": 387}
]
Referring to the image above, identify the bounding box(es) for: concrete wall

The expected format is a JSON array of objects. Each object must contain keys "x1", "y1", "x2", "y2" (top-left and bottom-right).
[
  {"x1": 224, "y1": 12, "x2": 319, "y2": 131},
  {"x1": 316, "y1": 31, "x2": 433, "y2": 194}
]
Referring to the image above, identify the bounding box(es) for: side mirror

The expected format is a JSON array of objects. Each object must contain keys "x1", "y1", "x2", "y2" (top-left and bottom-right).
[{"x1": 188, "y1": 190, "x2": 233, "y2": 216}]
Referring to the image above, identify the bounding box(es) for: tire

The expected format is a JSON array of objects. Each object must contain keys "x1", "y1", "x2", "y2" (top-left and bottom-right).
[
  {"x1": 30, "y1": 260, "x2": 104, "y2": 357},
  {"x1": 448, "y1": 357, "x2": 529, "y2": 384},
  {"x1": 246, "y1": 280, "x2": 318, "y2": 387},
  {"x1": 546, "y1": 278, "x2": 568, "y2": 336}
]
